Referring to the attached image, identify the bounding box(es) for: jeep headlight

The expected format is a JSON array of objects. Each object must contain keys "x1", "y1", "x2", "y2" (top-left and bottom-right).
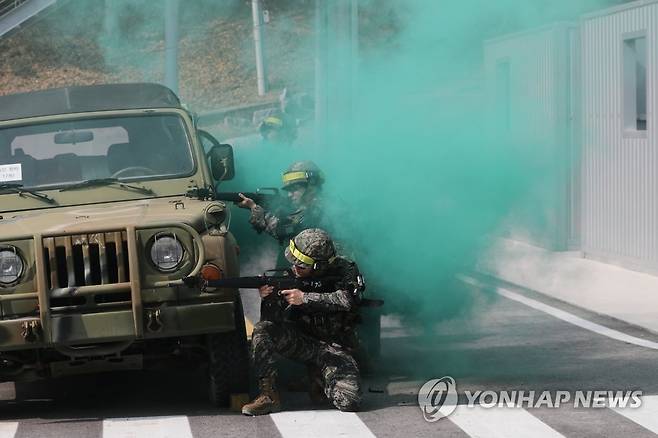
[
  {"x1": 0, "y1": 247, "x2": 24, "y2": 286},
  {"x1": 150, "y1": 234, "x2": 184, "y2": 272}
]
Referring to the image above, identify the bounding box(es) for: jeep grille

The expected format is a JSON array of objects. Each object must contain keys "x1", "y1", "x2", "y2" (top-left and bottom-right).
[{"x1": 43, "y1": 232, "x2": 130, "y2": 291}]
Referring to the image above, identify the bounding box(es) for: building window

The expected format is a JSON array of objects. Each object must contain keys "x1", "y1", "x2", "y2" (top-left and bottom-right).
[{"x1": 623, "y1": 35, "x2": 647, "y2": 132}]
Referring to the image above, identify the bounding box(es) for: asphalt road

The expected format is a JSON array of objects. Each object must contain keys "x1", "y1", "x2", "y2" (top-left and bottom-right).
[{"x1": 2, "y1": 277, "x2": 658, "y2": 437}]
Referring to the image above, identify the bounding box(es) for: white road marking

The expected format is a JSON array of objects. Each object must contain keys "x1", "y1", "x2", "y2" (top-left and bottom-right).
[
  {"x1": 612, "y1": 395, "x2": 658, "y2": 434},
  {"x1": 449, "y1": 405, "x2": 565, "y2": 438},
  {"x1": 0, "y1": 422, "x2": 18, "y2": 438},
  {"x1": 103, "y1": 416, "x2": 193, "y2": 438},
  {"x1": 460, "y1": 276, "x2": 658, "y2": 350},
  {"x1": 270, "y1": 410, "x2": 376, "y2": 438}
]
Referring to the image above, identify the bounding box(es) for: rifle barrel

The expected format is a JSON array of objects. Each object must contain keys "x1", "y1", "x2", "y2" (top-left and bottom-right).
[
  {"x1": 214, "y1": 192, "x2": 264, "y2": 203},
  {"x1": 204, "y1": 275, "x2": 341, "y2": 292},
  {"x1": 205, "y1": 276, "x2": 266, "y2": 289}
]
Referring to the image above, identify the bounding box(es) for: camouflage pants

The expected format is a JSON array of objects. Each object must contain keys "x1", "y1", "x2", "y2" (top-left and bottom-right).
[{"x1": 252, "y1": 320, "x2": 361, "y2": 412}]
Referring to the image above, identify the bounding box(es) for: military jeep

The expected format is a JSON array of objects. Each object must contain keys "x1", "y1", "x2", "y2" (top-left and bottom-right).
[{"x1": 0, "y1": 83, "x2": 247, "y2": 405}]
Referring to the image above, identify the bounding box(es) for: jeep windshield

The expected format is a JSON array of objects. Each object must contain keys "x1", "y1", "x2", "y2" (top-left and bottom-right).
[{"x1": 0, "y1": 114, "x2": 195, "y2": 190}]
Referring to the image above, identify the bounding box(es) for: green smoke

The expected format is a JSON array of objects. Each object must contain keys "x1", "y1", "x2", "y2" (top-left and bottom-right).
[
  {"x1": 0, "y1": 0, "x2": 623, "y2": 324},
  {"x1": 298, "y1": 0, "x2": 621, "y2": 323}
]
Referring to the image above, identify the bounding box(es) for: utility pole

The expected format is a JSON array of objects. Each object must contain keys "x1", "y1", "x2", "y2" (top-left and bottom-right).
[
  {"x1": 102, "y1": 0, "x2": 120, "y2": 66},
  {"x1": 252, "y1": 0, "x2": 268, "y2": 96},
  {"x1": 315, "y1": 0, "x2": 358, "y2": 145},
  {"x1": 314, "y1": 0, "x2": 328, "y2": 142},
  {"x1": 164, "y1": 0, "x2": 180, "y2": 94}
]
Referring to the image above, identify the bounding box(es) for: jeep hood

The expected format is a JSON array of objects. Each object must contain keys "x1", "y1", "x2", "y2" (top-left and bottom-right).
[{"x1": 0, "y1": 197, "x2": 225, "y2": 238}]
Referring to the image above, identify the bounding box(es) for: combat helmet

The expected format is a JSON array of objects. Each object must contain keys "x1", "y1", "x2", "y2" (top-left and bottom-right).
[
  {"x1": 259, "y1": 109, "x2": 296, "y2": 142},
  {"x1": 281, "y1": 160, "x2": 325, "y2": 190},
  {"x1": 285, "y1": 228, "x2": 336, "y2": 269}
]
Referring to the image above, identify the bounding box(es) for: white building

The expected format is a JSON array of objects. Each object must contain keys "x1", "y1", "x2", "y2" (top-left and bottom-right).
[
  {"x1": 485, "y1": 23, "x2": 579, "y2": 252},
  {"x1": 485, "y1": 0, "x2": 658, "y2": 274}
]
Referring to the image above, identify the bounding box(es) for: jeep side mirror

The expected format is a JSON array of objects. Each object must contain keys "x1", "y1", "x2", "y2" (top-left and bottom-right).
[
  {"x1": 208, "y1": 143, "x2": 235, "y2": 181},
  {"x1": 199, "y1": 130, "x2": 235, "y2": 181}
]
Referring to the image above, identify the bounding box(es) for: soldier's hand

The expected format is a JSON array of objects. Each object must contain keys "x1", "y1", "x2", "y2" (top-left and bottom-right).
[
  {"x1": 237, "y1": 193, "x2": 257, "y2": 210},
  {"x1": 281, "y1": 289, "x2": 304, "y2": 306},
  {"x1": 259, "y1": 285, "x2": 274, "y2": 298}
]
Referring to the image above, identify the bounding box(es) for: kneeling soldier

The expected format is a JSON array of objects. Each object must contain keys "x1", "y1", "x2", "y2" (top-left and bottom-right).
[{"x1": 242, "y1": 228, "x2": 364, "y2": 415}]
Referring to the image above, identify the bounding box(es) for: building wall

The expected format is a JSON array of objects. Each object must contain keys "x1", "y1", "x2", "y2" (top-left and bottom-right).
[
  {"x1": 580, "y1": 1, "x2": 658, "y2": 271},
  {"x1": 484, "y1": 24, "x2": 577, "y2": 250}
]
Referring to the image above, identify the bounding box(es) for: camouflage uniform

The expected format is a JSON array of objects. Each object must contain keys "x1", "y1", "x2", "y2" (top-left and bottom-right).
[
  {"x1": 249, "y1": 199, "x2": 323, "y2": 244},
  {"x1": 249, "y1": 233, "x2": 363, "y2": 412}
]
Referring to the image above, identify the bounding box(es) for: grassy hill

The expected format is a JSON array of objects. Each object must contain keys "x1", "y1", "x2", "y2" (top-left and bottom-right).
[{"x1": 0, "y1": 0, "x2": 315, "y2": 112}]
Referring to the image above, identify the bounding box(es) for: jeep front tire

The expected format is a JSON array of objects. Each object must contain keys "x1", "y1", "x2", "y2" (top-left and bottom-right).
[{"x1": 207, "y1": 296, "x2": 249, "y2": 406}]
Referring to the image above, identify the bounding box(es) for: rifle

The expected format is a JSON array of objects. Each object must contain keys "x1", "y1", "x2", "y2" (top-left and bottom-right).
[
  {"x1": 182, "y1": 269, "x2": 340, "y2": 314},
  {"x1": 183, "y1": 269, "x2": 337, "y2": 293},
  {"x1": 181, "y1": 270, "x2": 383, "y2": 308},
  {"x1": 214, "y1": 187, "x2": 283, "y2": 207}
]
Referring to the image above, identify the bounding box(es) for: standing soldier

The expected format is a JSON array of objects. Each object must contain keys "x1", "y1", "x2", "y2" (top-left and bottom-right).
[
  {"x1": 237, "y1": 160, "x2": 325, "y2": 245},
  {"x1": 241, "y1": 228, "x2": 364, "y2": 415}
]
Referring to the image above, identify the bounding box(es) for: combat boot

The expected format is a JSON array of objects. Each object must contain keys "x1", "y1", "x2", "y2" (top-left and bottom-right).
[{"x1": 241, "y1": 377, "x2": 281, "y2": 416}]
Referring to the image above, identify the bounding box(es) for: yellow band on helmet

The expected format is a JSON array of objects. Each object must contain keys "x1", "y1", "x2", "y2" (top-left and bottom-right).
[
  {"x1": 264, "y1": 116, "x2": 283, "y2": 127},
  {"x1": 289, "y1": 239, "x2": 315, "y2": 266},
  {"x1": 282, "y1": 171, "x2": 308, "y2": 185}
]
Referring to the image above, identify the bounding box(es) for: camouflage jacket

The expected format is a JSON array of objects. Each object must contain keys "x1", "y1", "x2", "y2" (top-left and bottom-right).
[
  {"x1": 294, "y1": 256, "x2": 363, "y2": 348},
  {"x1": 249, "y1": 199, "x2": 323, "y2": 244}
]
